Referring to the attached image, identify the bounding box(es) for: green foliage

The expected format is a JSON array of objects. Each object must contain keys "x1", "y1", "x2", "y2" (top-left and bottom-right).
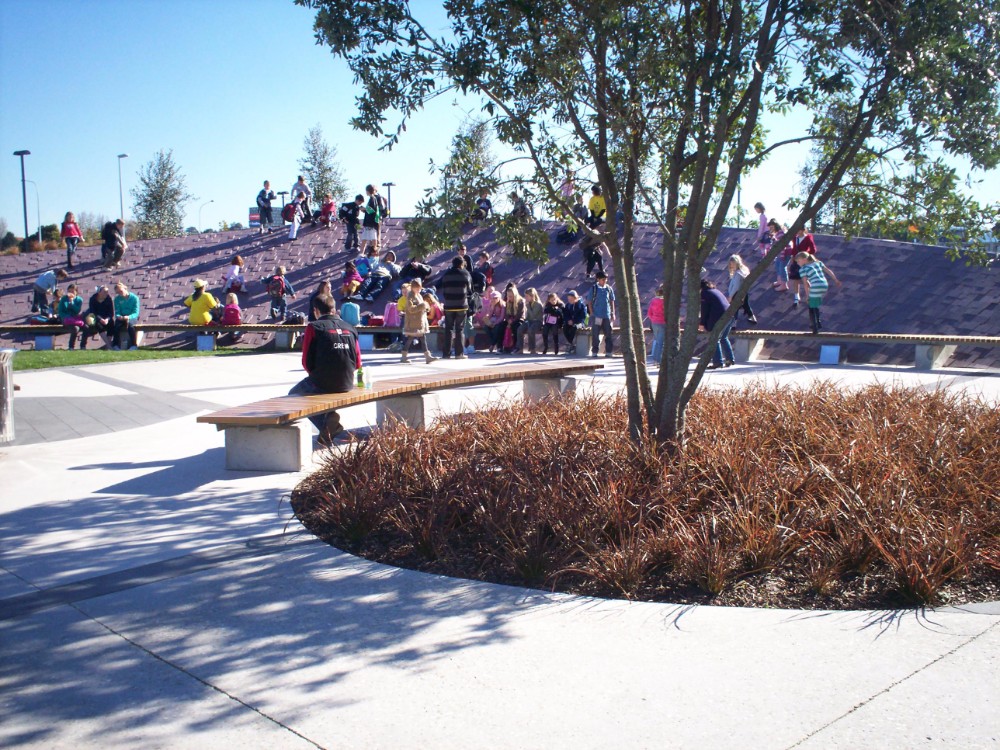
[
  {"x1": 406, "y1": 119, "x2": 503, "y2": 259},
  {"x1": 40, "y1": 224, "x2": 59, "y2": 243},
  {"x1": 130, "y1": 149, "x2": 194, "y2": 239},
  {"x1": 76, "y1": 211, "x2": 108, "y2": 244},
  {"x1": 299, "y1": 125, "x2": 347, "y2": 203},
  {"x1": 299, "y1": 0, "x2": 1000, "y2": 446},
  {"x1": 1, "y1": 231, "x2": 18, "y2": 250}
]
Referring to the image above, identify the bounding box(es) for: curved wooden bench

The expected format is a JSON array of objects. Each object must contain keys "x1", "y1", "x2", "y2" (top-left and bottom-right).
[{"x1": 197, "y1": 360, "x2": 605, "y2": 471}]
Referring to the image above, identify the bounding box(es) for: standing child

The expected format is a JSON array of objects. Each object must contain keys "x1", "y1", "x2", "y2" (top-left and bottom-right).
[
  {"x1": 519, "y1": 288, "x2": 544, "y2": 354},
  {"x1": 754, "y1": 202, "x2": 769, "y2": 258},
  {"x1": 285, "y1": 192, "x2": 304, "y2": 240},
  {"x1": 767, "y1": 219, "x2": 789, "y2": 292},
  {"x1": 61, "y1": 212, "x2": 82, "y2": 269},
  {"x1": 541, "y1": 292, "x2": 565, "y2": 355},
  {"x1": 789, "y1": 228, "x2": 818, "y2": 308},
  {"x1": 726, "y1": 254, "x2": 758, "y2": 326},
  {"x1": 647, "y1": 285, "x2": 666, "y2": 363},
  {"x1": 588, "y1": 272, "x2": 616, "y2": 357},
  {"x1": 264, "y1": 265, "x2": 296, "y2": 320},
  {"x1": 795, "y1": 252, "x2": 842, "y2": 334},
  {"x1": 563, "y1": 290, "x2": 588, "y2": 354},
  {"x1": 400, "y1": 279, "x2": 438, "y2": 364}
]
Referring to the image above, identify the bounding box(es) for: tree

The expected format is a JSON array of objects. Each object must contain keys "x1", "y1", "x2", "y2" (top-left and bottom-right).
[
  {"x1": 1, "y1": 231, "x2": 17, "y2": 251},
  {"x1": 77, "y1": 211, "x2": 108, "y2": 244},
  {"x1": 299, "y1": 125, "x2": 347, "y2": 204},
  {"x1": 300, "y1": 0, "x2": 1000, "y2": 449},
  {"x1": 406, "y1": 118, "x2": 501, "y2": 258},
  {"x1": 130, "y1": 149, "x2": 194, "y2": 239}
]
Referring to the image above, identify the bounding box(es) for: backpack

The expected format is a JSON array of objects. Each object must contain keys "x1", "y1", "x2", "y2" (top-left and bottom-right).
[
  {"x1": 281, "y1": 203, "x2": 296, "y2": 222},
  {"x1": 383, "y1": 301, "x2": 401, "y2": 328},
  {"x1": 338, "y1": 203, "x2": 352, "y2": 222},
  {"x1": 267, "y1": 275, "x2": 286, "y2": 298},
  {"x1": 377, "y1": 194, "x2": 390, "y2": 219}
]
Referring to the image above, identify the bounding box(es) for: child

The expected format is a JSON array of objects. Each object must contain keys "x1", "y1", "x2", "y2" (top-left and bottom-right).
[
  {"x1": 588, "y1": 272, "x2": 616, "y2": 357},
  {"x1": 519, "y1": 288, "x2": 544, "y2": 354},
  {"x1": 318, "y1": 194, "x2": 336, "y2": 227},
  {"x1": 341, "y1": 261, "x2": 363, "y2": 300},
  {"x1": 474, "y1": 189, "x2": 493, "y2": 221},
  {"x1": 726, "y1": 254, "x2": 757, "y2": 326},
  {"x1": 221, "y1": 292, "x2": 242, "y2": 326},
  {"x1": 795, "y1": 252, "x2": 842, "y2": 334},
  {"x1": 222, "y1": 255, "x2": 245, "y2": 295},
  {"x1": 647, "y1": 285, "x2": 666, "y2": 363},
  {"x1": 400, "y1": 279, "x2": 438, "y2": 364},
  {"x1": 286, "y1": 192, "x2": 304, "y2": 240},
  {"x1": 767, "y1": 219, "x2": 789, "y2": 291},
  {"x1": 422, "y1": 289, "x2": 443, "y2": 328},
  {"x1": 789, "y1": 228, "x2": 818, "y2": 308},
  {"x1": 220, "y1": 292, "x2": 243, "y2": 341},
  {"x1": 541, "y1": 292, "x2": 565, "y2": 355},
  {"x1": 58, "y1": 283, "x2": 86, "y2": 349},
  {"x1": 61, "y1": 212, "x2": 82, "y2": 269},
  {"x1": 264, "y1": 265, "x2": 296, "y2": 320},
  {"x1": 340, "y1": 194, "x2": 364, "y2": 251},
  {"x1": 563, "y1": 290, "x2": 587, "y2": 353},
  {"x1": 754, "y1": 202, "x2": 769, "y2": 257}
]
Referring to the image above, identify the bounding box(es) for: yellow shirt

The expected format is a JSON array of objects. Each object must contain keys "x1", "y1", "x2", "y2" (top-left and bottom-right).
[
  {"x1": 588, "y1": 195, "x2": 606, "y2": 219},
  {"x1": 184, "y1": 291, "x2": 218, "y2": 325}
]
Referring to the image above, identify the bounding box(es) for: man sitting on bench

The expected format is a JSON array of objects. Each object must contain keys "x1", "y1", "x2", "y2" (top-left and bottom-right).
[{"x1": 288, "y1": 294, "x2": 362, "y2": 447}]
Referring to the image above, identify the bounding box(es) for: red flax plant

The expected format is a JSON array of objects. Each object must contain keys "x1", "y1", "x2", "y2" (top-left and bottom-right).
[{"x1": 292, "y1": 383, "x2": 1000, "y2": 609}]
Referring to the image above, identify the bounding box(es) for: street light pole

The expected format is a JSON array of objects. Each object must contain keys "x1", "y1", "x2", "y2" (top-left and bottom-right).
[
  {"x1": 381, "y1": 181, "x2": 396, "y2": 214},
  {"x1": 13, "y1": 150, "x2": 30, "y2": 252},
  {"x1": 198, "y1": 199, "x2": 214, "y2": 232},
  {"x1": 117, "y1": 154, "x2": 129, "y2": 219},
  {"x1": 25, "y1": 180, "x2": 40, "y2": 245}
]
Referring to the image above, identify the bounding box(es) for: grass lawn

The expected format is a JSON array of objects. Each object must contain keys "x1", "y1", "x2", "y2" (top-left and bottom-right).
[{"x1": 11, "y1": 348, "x2": 269, "y2": 371}]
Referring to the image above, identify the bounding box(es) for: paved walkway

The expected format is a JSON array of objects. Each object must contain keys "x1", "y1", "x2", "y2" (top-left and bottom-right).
[{"x1": 1, "y1": 353, "x2": 998, "y2": 749}]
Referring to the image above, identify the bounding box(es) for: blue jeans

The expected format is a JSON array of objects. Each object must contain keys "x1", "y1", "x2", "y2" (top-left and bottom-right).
[
  {"x1": 289, "y1": 376, "x2": 341, "y2": 432},
  {"x1": 712, "y1": 320, "x2": 734, "y2": 366},
  {"x1": 270, "y1": 296, "x2": 287, "y2": 319},
  {"x1": 774, "y1": 256, "x2": 788, "y2": 284},
  {"x1": 591, "y1": 316, "x2": 613, "y2": 355},
  {"x1": 650, "y1": 322, "x2": 666, "y2": 361}
]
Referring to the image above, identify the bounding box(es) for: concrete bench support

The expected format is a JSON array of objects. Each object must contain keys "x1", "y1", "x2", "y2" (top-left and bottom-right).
[
  {"x1": 34, "y1": 335, "x2": 54, "y2": 351},
  {"x1": 524, "y1": 376, "x2": 577, "y2": 402},
  {"x1": 376, "y1": 393, "x2": 444, "y2": 430},
  {"x1": 274, "y1": 330, "x2": 297, "y2": 350},
  {"x1": 732, "y1": 337, "x2": 764, "y2": 363},
  {"x1": 819, "y1": 345, "x2": 842, "y2": 365},
  {"x1": 196, "y1": 334, "x2": 216, "y2": 352},
  {"x1": 915, "y1": 344, "x2": 956, "y2": 370},
  {"x1": 358, "y1": 333, "x2": 375, "y2": 351},
  {"x1": 223, "y1": 423, "x2": 311, "y2": 472}
]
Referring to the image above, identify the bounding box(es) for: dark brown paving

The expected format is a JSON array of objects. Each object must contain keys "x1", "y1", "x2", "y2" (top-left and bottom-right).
[{"x1": 1, "y1": 221, "x2": 997, "y2": 367}]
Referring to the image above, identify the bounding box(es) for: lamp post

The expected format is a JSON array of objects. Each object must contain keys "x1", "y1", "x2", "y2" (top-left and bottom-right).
[
  {"x1": 117, "y1": 154, "x2": 128, "y2": 219},
  {"x1": 198, "y1": 199, "x2": 214, "y2": 232},
  {"x1": 381, "y1": 181, "x2": 396, "y2": 214},
  {"x1": 277, "y1": 191, "x2": 289, "y2": 208},
  {"x1": 13, "y1": 150, "x2": 30, "y2": 252},
  {"x1": 25, "y1": 180, "x2": 40, "y2": 245}
]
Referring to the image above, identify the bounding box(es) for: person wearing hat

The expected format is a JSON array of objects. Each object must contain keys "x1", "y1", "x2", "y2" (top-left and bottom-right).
[
  {"x1": 563, "y1": 289, "x2": 588, "y2": 354},
  {"x1": 184, "y1": 278, "x2": 220, "y2": 326}
]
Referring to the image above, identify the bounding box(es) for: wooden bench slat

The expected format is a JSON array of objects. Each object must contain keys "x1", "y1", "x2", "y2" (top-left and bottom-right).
[{"x1": 197, "y1": 361, "x2": 604, "y2": 427}]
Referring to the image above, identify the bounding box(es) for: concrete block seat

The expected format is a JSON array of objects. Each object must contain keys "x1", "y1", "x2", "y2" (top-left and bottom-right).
[
  {"x1": 730, "y1": 330, "x2": 1000, "y2": 370},
  {"x1": 197, "y1": 360, "x2": 604, "y2": 471}
]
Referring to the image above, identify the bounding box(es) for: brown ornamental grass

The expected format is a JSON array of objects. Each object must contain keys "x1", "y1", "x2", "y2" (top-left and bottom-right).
[{"x1": 291, "y1": 382, "x2": 1000, "y2": 609}]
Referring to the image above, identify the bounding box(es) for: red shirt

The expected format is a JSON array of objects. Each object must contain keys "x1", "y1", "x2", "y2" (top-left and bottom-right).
[
  {"x1": 792, "y1": 233, "x2": 817, "y2": 257},
  {"x1": 61, "y1": 221, "x2": 82, "y2": 239}
]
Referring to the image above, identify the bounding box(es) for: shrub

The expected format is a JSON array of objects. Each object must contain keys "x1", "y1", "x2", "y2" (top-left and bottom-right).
[{"x1": 292, "y1": 384, "x2": 1000, "y2": 609}]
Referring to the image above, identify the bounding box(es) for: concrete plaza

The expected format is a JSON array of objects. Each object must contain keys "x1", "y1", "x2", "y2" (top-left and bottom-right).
[{"x1": 1, "y1": 352, "x2": 998, "y2": 749}]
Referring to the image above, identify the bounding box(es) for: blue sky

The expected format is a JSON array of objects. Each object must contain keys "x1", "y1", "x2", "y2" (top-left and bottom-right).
[{"x1": 1, "y1": 0, "x2": 996, "y2": 236}]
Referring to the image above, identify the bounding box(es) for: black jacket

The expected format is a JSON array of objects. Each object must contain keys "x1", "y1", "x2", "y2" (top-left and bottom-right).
[
  {"x1": 439, "y1": 267, "x2": 473, "y2": 312},
  {"x1": 400, "y1": 261, "x2": 432, "y2": 283},
  {"x1": 304, "y1": 315, "x2": 359, "y2": 393}
]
